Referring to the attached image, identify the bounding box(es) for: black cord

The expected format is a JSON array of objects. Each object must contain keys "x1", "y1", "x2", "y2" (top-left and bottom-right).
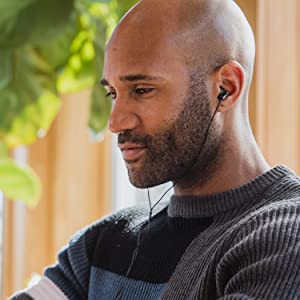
[
  {"x1": 125, "y1": 100, "x2": 222, "y2": 277},
  {"x1": 125, "y1": 228, "x2": 143, "y2": 277},
  {"x1": 148, "y1": 99, "x2": 222, "y2": 219},
  {"x1": 147, "y1": 188, "x2": 152, "y2": 222}
]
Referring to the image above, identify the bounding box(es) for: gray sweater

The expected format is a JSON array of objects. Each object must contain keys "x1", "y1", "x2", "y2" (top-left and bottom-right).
[{"x1": 10, "y1": 165, "x2": 300, "y2": 299}]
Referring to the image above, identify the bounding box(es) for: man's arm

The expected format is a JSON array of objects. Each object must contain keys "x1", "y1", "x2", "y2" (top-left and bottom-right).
[
  {"x1": 217, "y1": 201, "x2": 300, "y2": 300},
  {"x1": 10, "y1": 276, "x2": 69, "y2": 300},
  {"x1": 8, "y1": 217, "x2": 110, "y2": 300}
]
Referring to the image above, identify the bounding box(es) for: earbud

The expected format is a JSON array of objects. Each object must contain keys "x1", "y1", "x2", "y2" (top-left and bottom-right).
[{"x1": 217, "y1": 87, "x2": 229, "y2": 101}]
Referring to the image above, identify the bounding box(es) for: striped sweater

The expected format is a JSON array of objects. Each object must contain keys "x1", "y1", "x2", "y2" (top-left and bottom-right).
[{"x1": 10, "y1": 165, "x2": 300, "y2": 299}]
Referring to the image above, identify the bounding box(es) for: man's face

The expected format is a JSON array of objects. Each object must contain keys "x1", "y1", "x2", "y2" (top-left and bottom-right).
[
  {"x1": 117, "y1": 73, "x2": 222, "y2": 188},
  {"x1": 102, "y1": 24, "x2": 221, "y2": 188}
]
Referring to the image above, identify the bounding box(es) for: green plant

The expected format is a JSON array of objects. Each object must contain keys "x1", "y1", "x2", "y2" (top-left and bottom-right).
[{"x1": 0, "y1": 0, "x2": 138, "y2": 206}]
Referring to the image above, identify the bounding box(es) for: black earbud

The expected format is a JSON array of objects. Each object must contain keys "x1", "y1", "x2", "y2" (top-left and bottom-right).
[{"x1": 217, "y1": 87, "x2": 230, "y2": 101}]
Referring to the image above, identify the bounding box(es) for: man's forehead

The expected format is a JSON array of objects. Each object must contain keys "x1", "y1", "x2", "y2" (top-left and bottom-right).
[
  {"x1": 103, "y1": 36, "x2": 187, "y2": 84},
  {"x1": 106, "y1": 26, "x2": 174, "y2": 62}
]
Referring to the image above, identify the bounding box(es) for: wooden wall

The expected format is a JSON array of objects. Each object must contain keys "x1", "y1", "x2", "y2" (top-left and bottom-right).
[{"x1": 256, "y1": 0, "x2": 300, "y2": 173}]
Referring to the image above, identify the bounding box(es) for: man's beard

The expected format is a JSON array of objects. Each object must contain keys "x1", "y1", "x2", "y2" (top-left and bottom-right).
[{"x1": 118, "y1": 72, "x2": 224, "y2": 189}]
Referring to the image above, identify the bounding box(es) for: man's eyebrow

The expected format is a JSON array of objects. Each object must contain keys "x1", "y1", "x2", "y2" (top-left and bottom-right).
[
  {"x1": 119, "y1": 74, "x2": 164, "y2": 82},
  {"x1": 100, "y1": 74, "x2": 164, "y2": 86}
]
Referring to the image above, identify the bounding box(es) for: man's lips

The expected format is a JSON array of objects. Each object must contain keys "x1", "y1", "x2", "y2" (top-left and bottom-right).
[{"x1": 118, "y1": 143, "x2": 146, "y2": 161}]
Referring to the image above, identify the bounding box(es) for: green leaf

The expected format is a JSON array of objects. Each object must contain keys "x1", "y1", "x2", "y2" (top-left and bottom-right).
[
  {"x1": 57, "y1": 55, "x2": 95, "y2": 94},
  {"x1": 0, "y1": 0, "x2": 35, "y2": 24},
  {"x1": 0, "y1": 0, "x2": 34, "y2": 47},
  {"x1": 88, "y1": 83, "x2": 112, "y2": 141},
  {"x1": 0, "y1": 46, "x2": 60, "y2": 148},
  {"x1": 80, "y1": 0, "x2": 113, "y2": 4},
  {"x1": 0, "y1": 49, "x2": 12, "y2": 89},
  {"x1": 0, "y1": 158, "x2": 41, "y2": 207},
  {"x1": 36, "y1": 11, "x2": 80, "y2": 71},
  {"x1": 5, "y1": 92, "x2": 61, "y2": 147},
  {"x1": 0, "y1": 141, "x2": 9, "y2": 158},
  {"x1": 114, "y1": 0, "x2": 139, "y2": 18},
  {"x1": 57, "y1": 10, "x2": 107, "y2": 94},
  {"x1": 87, "y1": 16, "x2": 111, "y2": 140},
  {"x1": 0, "y1": 0, "x2": 75, "y2": 48}
]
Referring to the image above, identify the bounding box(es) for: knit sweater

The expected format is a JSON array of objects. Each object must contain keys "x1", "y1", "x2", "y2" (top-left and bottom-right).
[{"x1": 10, "y1": 165, "x2": 300, "y2": 299}]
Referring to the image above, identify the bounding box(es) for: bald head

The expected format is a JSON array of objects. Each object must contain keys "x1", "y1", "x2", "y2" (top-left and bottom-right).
[
  {"x1": 107, "y1": 0, "x2": 255, "y2": 89},
  {"x1": 176, "y1": 0, "x2": 255, "y2": 84}
]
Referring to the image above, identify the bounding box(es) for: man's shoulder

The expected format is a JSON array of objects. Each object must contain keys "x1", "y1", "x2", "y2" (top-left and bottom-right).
[
  {"x1": 231, "y1": 196, "x2": 300, "y2": 241},
  {"x1": 254, "y1": 196, "x2": 300, "y2": 223},
  {"x1": 249, "y1": 169, "x2": 300, "y2": 222}
]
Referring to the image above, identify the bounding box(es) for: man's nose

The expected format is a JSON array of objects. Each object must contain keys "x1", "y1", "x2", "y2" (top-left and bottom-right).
[{"x1": 108, "y1": 99, "x2": 140, "y2": 134}]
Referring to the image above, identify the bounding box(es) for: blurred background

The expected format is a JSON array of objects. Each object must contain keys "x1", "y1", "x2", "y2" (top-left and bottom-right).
[{"x1": 1, "y1": 0, "x2": 300, "y2": 298}]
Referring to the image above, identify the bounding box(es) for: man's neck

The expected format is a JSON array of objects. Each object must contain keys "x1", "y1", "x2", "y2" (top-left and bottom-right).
[{"x1": 174, "y1": 134, "x2": 270, "y2": 197}]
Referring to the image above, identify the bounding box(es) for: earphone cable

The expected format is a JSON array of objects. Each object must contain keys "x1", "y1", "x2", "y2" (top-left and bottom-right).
[
  {"x1": 125, "y1": 100, "x2": 222, "y2": 277},
  {"x1": 147, "y1": 100, "x2": 222, "y2": 220}
]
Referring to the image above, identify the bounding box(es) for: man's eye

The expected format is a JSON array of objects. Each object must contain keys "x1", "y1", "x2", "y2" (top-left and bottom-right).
[
  {"x1": 134, "y1": 88, "x2": 154, "y2": 95},
  {"x1": 106, "y1": 92, "x2": 117, "y2": 100}
]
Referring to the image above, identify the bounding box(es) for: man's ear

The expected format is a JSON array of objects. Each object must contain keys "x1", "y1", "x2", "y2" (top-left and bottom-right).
[{"x1": 211, "y1": 61, "x2": 245, "y2": 112}]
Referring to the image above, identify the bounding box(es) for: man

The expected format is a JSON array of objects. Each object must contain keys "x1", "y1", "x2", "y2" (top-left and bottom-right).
[{"x1": 11, "y1": 0, "x2": 300, "y2": 299}]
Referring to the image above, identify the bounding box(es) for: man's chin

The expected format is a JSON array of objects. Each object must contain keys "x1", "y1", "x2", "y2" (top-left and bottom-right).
[
  {"x1": 127, "y1": 170, "x2": 170, "y2": 189},
  {"x1": 128, "y1": 178, "x2": 159, "y2": 189},
  {"x1": 129, "y1": 180, "x2": 151, "y2": 189},
  {"x1": 125, "y1": 160, "x2": 147, "y2": 188},
  {"x1": 127, "y1": 169, "x2": 149, "y2": 188},
  {"x1": 125, "y1": 159, "x2": 171, "y2": 188}
]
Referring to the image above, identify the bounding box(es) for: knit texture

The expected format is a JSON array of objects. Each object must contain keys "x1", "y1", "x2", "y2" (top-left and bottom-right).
[{"x1": 9, "y1": 165, "x2": 300, "y2": 299}]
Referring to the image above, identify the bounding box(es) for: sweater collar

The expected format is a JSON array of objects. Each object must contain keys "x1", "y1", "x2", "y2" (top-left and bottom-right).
[{"x1": 168, "y1": 165, "x2": 294, "y2": 218}]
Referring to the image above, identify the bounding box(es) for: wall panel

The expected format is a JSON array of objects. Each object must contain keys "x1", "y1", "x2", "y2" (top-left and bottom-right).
[{"x1": 256, "y1": 0, "x2": 300, "y2": 172}]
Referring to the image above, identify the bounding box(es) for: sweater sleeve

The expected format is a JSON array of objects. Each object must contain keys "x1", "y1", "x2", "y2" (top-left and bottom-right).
[
  {"x1": 8, "y1": 216, "x2": 113, "y2": 300},
  {"x1": 216, "y1": 202, "x2": 300, "y2": 300}
]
